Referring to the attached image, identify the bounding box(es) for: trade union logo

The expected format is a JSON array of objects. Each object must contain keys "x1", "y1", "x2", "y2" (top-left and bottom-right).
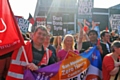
[
  {"x1": 0, "y1": 18, "x2": 7, "y2": 43},
  {"x1": 0, "y1": 18, "x2": 7, "y2": 33}
]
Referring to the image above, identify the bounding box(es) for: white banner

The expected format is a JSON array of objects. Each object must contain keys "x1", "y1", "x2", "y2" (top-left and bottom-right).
[
  {"x1": 16, "y1": 17, "x2": 29, "y2": 33},
  {"x1": 110, "y1": 14, "x2": 120, "y2": 30},
  {"x1": 78, "y1": 0, "x2": 93, "y2": 16}
]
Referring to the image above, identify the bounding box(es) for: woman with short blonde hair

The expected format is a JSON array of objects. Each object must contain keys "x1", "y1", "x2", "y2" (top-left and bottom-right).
[
  {"x1": 61, "y1": 34, "x2": 75, "y2": 50},
  {"x1": 57, "y1": 22, "x2": 83, "y2": 61}
]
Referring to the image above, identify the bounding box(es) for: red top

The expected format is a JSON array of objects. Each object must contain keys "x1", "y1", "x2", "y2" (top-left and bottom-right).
[{"x1": 102, "y1": 54, "x2": 114, "y2": 80}]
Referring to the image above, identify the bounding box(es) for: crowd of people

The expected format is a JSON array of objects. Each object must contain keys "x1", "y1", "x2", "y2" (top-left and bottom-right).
[{"x1": 1, "y1": 21, "x2": 120, "y2": 80}]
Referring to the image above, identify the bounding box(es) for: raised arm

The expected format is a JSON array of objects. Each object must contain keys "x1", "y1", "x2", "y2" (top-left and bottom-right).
[
  {"x1": 77, "y1": 22, "x2": 83, "y2": 52},
  {"x1": 91, "y1": 21, "x2": 96, "y2": 30},
  {"x1": 83, "y1": 30, "x2": 90, "y2": 41}
]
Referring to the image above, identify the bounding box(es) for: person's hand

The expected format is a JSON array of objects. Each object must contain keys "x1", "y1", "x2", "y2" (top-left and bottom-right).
[
  {"x1": 27, "y1": 63, "x2": 38, "y2": 71},
  {"x1": 97, "y1": 45, "x2": 102, "y2": 49},
  {"x1": 78, "y1": 22, "x2": 83, "y2": 28},
  {"x1": 114, "y1": 62, "x2": 120, "y2": 67},
  {"x1": 97, "y1": 45, "x2": 103, "y2": 54}
]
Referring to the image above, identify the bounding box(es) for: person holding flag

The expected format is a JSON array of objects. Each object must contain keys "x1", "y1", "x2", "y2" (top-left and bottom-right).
[
  {"x1": 80, "y1": 30, "x2": 103, "y2": 54},
  {"x1": 6, "y1": 25, "x2": 56, "y2": 80}
]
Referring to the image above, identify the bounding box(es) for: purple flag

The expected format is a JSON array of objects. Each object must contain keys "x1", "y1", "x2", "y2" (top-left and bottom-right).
[{"x1": 24, "y1": 61, "x2": 61, "y2": 80}]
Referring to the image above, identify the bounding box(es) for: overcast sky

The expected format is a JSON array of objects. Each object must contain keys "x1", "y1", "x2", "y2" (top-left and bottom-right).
[
  {"x1": 94, "y1": 0, "x2": 119, "y2": 8},
  {"x1": 9, "y1": 0, "x2": 119, "y2": 18},
  {"x1": 9, "y1": 0, "x2": 37, "y2": 19}
]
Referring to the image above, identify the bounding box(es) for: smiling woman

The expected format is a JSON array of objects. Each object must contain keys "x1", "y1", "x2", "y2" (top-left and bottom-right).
[{"x1": 9, "y1": 0, "x2": 37, "y2": 19}]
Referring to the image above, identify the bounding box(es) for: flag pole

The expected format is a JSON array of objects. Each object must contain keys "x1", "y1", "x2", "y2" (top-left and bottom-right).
[{"x1": 22, "y1": 46, "x2": 29, "y2": 64}]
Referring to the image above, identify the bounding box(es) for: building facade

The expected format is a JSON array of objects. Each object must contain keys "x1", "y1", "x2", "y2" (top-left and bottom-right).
[{"x1": 34, "y1": 0, "x2": 120, "y2": 34}]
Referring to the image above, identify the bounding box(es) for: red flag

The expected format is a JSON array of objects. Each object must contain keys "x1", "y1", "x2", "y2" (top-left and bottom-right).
[
  {"x1": 28, "y1": 13, "x2": 35, "y2": 25},
  {"x1": 0, "y1": 0, "x2": 24, "y2": 55},
  {"x1": 83, "y1": 26, "x2": 89, "y2": 32}
]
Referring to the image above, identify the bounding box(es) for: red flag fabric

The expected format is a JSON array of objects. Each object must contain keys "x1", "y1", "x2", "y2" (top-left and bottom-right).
[
  {"x1": 0, "y1": 0, "x2": 24, "y2": 55},
  {"x1": 83, "y1": 26, "x2": 89, "y2": 32},
  {"x1": 28, "y1": 13, "x2": 35, "y2": 25}
]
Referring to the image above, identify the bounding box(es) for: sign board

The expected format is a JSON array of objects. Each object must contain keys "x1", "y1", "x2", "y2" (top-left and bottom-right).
[
  {"x1": 77, "y1": 0, "x2": 93, "y2": 32},
  {"x1": 52, "y1": 15, "x2": 63, "y2": 36},
  {"x1": 110, "y1": 14, "x2": 120, "y2": 30},
  {"x1": 78, "y1": 0, "x2": 93, "y2": 18},
  {"x1": 35, "y1": 17, "x2": 46, "y2": 26},
  {"x1": 15, "y1": 17, "x2": 29, "y2": 33}
]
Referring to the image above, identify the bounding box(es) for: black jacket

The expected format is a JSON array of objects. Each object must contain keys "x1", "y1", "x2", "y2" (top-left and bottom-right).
[{"x1": 80, "y1": 41, "x2": 111, "y2": 60}]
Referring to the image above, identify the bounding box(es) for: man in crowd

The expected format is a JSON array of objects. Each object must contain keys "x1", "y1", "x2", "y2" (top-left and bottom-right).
[
  {"x1": 80, "y1": 30, "x2": 109, "y2": 60},
  {"x1": 43, "y1": 32, "x2": 57, "y2": 62},
  {"x1": 100, "y1": 30, "x2": 111, "y2": 59},
  {"x1": 6, "y1": 25, "x2": 56, "y2": 80},
  {"x1": 80, "y1": 30, "x2": 103, "y2": 53}
]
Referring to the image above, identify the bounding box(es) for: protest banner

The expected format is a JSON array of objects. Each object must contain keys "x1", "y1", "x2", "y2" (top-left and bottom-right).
[
  {"x1": 35, "y1": 16, "x2": 46, "y2": 26},
  {"x1": 52, "y1": 15, "x2": 63, "y2": 36},
  {"x1": 78, "y1": 0, "x2": 93, "y2": 18},
  {"x1": 77, "y1": 0, "x2": 93, "y2": 32},
  {"x1": 16, "y1": 17, "x2": 29, "y2": 33},
  {"x1": 24, "y1": 46, "x2": 102, "y2": 80},
  {"x1": 109, "y1": 14, "x2": 120, "y2": 30}
]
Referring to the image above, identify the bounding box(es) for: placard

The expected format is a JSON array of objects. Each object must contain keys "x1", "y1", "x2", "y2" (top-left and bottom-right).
[{"x1": 52, "y1": 15, "x2": 63, "y2": 36}]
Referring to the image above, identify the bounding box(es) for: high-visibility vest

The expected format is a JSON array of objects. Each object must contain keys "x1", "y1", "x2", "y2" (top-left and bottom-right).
[{"x1": 6, "y1": 41, "x2": 52, "y2": 80}]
